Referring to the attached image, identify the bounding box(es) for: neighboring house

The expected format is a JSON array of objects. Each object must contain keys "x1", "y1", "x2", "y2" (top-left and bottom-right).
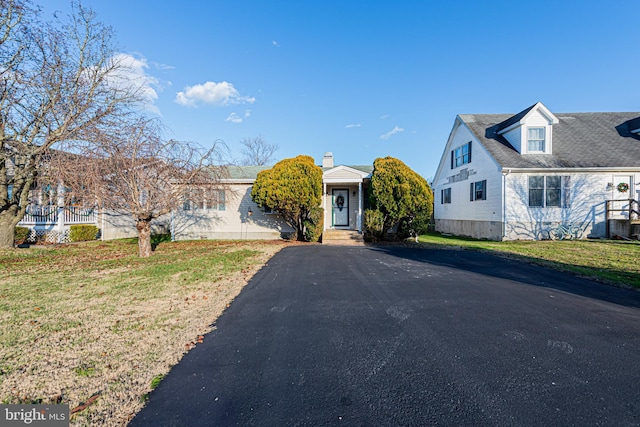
[
  {"x1": 18, "y1": 152, "x2": 373, "y2": 242},
  {"x1": 433, "y1": 102, "x2": 640, "y2": 240}
]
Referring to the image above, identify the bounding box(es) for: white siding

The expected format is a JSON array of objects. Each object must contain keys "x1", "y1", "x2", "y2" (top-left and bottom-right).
[
  {"x1": 503, "y1": 172, "x2": 640, "y2": 240},
  {"x1": 173, "y1": 184, "x2": 294, "y2": 240},
  {"x1": 325, "y1": 169, "x2": 363, "y2": 181},
  {"x1": 434, "y1": 123, "x2": 502, "y2": 224},
  {"x1": 503, "y1": 127, "x2": 521, "y2": 152}
]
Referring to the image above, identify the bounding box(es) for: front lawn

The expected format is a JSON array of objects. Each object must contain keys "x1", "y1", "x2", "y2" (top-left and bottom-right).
[
  {"x1": 0, "y1": 239, "x2": 289, "y2": 426},
  {"x1": 418, "y1": 234, "x2": 640, "y2": 289}
]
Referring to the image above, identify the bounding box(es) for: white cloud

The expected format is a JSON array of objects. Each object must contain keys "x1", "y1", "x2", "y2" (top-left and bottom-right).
[
  {"x1": 106, "y1": 53, "x2": 160, "y2": 114},
  {"x1": 379, "y1": 114, "x2": 390, "y2": 120},
  {"x1": 345, "y1": 123, "x2": 361, "y2": 128},
  {"x1": 380, "y1": 125, "x2": 404, "y2": 140},
  {"x1": 175, "y1": 81, "x2": 256, "y2": 107},
  {"x1": 272, "y1": 40, "x2": 280, "y2": 47},
  {"x1": 225, "y1": 112, "x2": 243, "y2": 123},
  {"x1": 225, "y1": 109, "x2": 252, "y2": 124}
]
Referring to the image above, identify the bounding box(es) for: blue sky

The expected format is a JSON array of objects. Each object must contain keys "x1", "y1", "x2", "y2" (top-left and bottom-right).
[{"x1": 43, "y1": 0, "x2": 639, "y2": 180}]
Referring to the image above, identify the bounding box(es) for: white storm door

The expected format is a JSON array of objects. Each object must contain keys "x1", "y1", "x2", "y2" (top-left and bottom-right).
[
  {"x1": 613, "y1": 175, "x2": 632, "y2": 219},
  {"x1": 332, "y1": 189, "x2": 349, "y2": 227}
]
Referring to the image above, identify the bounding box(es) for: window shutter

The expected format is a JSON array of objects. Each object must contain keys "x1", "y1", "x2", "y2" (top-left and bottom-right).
[
  {"x1": 441, "y1": 189, "x2": 444, "y2": 204},
  {"x1": 450, "y1": 151, "x2": 454, "y2": 169},
  {"x1": 470, "y1": 183, "x2": 474, "y2": 201},
  {"x1": 482, "y1": 180, "x2": 487, "y2": 200},
  {"x1": 468, "y1": 141, "x2": 472, "y2": 163}
]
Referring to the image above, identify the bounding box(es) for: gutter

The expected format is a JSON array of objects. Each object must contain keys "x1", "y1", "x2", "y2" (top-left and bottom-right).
[{"x1": 503, "y1": 167, "x2": 640, "y2": 173}]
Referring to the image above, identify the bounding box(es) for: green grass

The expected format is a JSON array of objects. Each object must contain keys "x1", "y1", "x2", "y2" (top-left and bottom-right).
[
  {"x1": 418, "y1": 233, "x2": 640, "y2": 288},
  {"x1": 0, "y1": 238, "x2": 285, "y2": 426}
]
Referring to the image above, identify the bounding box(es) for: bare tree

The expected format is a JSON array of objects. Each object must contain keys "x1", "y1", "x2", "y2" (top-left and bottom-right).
[
  {"x1": 54, "y1": 117, "x2": 227, "y2": 257},
  {"x1": 0, "y1": 0, "x2": 141, "y2": 248},
  {"x1": 239, "y1": 135, "x2": 278, "y2": 166}
]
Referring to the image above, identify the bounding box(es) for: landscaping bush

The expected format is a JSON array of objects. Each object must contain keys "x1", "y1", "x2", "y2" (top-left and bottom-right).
[
  {"x1": 368, "y1": 156, "x2": 433, "y2": 240},
  {"x1": 398, "y1": 209, "x2": 432, "y2": 241},
  {"x1": 69, "y1": 225, "x2": 99, "y2": 242},
  {"x1": 15, "y1": 227, "x2": 29, "y2": 245},
  {"x1": 363, "y1": 209, "x2": 385, "y2": 242},
  {"x1": 303, "y1": 207, "x2": 324, "y2": 242}
]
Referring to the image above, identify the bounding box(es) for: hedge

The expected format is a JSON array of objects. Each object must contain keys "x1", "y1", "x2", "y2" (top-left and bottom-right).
[{"x1": 70, "y1": 225, "x2": 99, "y2": 242}]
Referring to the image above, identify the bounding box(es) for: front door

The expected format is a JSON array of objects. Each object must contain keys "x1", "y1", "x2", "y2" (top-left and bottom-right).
[
  {"x1": 332, "y1": 189, "x2": 349, "y2": 227},
  {"x1": 613, "y1": 175, "x2": 632, "y2": 219}
]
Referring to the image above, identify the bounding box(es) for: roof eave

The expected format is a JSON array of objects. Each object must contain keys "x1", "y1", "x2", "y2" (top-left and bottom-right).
[{"x1": 502, "y1": 166, "x2": 640, "y2": 173}]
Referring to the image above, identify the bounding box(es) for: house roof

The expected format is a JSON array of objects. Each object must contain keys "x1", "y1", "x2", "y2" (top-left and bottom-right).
[
  {"x1": 459, "y1": 110, "x2": 640, "y2": 169},
  {"x1": 225, "y1": 165, "x2": 272, "y2": 180},
  {"x1": 223, "y1": 164, "x2": 373, "y2": 182}
]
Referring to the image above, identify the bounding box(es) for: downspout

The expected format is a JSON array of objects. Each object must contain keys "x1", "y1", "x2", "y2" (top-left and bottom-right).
[{"x1": 501, "y1": 169, "x2": 510, "y2": 240}]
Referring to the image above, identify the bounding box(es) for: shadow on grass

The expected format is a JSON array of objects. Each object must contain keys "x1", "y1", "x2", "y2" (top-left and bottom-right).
[
  {"x1": 117, "y1": 233, "x2": 173, "y2": 252},
  {"x1": 151, "y1": 234, "x2": 172, "y2": 251}
]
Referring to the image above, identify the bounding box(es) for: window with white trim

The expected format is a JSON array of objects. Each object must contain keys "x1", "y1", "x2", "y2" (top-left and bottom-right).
[
  {"x1": 528, "y1": 176, "x2": 571, "y2": 207},
  {"x1": 527, "y1": 127, "x2": 546, "y2": 152},
  {"x1": 470, "y1": 180, "x2": 487, "y2": 201},
  {"x1": 183, "y1": 189, "x2": 226, "y2": 211}
]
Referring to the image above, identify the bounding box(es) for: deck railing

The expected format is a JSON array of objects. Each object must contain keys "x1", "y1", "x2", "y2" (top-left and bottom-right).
[
  {"x1": 605, "y1": 198, "x2": 639, "y2": 238},
  {"x1": 19, "y1": 205, "x2": 97, "y2": 225}
]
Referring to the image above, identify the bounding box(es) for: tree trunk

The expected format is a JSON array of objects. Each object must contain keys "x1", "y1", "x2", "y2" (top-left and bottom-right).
[
  {"x1": 0, "y1": 210, "x2": 20, "y2": 249},
  {"x1": 136, "y1": 217, "x2": 152, "y2": 258}
]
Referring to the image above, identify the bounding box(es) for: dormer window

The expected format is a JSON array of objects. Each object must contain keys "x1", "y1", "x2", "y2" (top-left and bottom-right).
[
  {"x1": 495, "y1": 102, "x2": 558, "y2": 154},
  {"x1": 527, "y1": 127, "x2": 546, "y2": 152}
]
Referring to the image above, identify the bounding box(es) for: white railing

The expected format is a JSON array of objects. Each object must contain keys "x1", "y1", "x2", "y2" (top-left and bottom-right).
[
  {"x1": 20, "y1": 205, "x2": 59, "y2": 224},
  {"x1": 19, "y1": 205, "x2": 97, "y2": 225},
  {"x1": 64, "y1": 206, "x2": 97, "y2": 224}
]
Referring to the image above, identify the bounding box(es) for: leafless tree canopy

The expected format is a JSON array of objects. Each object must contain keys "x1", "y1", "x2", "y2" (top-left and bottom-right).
[
  {"x1": 53, "y1": 117, "x2": 228, "y2": 256},
  {"x1": 0, "y1": 0, "x2": 144, "y2": 247},
  {"x1": 239, "y1": 135, "x2": 278, "y2": 166}
]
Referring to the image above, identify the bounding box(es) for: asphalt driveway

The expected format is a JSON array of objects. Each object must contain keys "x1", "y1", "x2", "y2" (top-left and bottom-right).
[{"x1": 130, "y1": 245, "x2": 640, "y2": 426}]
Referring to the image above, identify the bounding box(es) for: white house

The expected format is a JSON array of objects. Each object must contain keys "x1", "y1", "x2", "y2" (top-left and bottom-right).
[
  {"x1": 18, "y1": 152, "x2": 373, "y2": 243},
  {"x1": 433, "y1": 102, "x2": 640, "y2": 240}
]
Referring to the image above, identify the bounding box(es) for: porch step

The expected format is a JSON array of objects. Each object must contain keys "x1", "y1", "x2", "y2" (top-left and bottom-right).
[{"x1": 322, "y1": 229, "x2": 365, "y2": 246}]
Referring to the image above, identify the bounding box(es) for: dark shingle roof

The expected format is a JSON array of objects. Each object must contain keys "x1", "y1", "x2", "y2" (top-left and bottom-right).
[{"x1": 459, "y1": 111, "x2": 640, "y2": 169}]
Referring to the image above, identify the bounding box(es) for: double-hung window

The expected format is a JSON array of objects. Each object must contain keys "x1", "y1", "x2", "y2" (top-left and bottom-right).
[
  {"x1": 527, "y1": 127, "x2": 546, "y2": 152},
  {"x1": 470, "y1": 180, "x2": 487, "y2": 201},
  {"x1": 451, "y1": 142, "x2": 471, "y2": 168},
  {"x1": 441, "y1": 188, "x2": 451, "y2": 204},
  {"x1": 528, "y1": 176, "x2": 571, "y2": 207}
]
